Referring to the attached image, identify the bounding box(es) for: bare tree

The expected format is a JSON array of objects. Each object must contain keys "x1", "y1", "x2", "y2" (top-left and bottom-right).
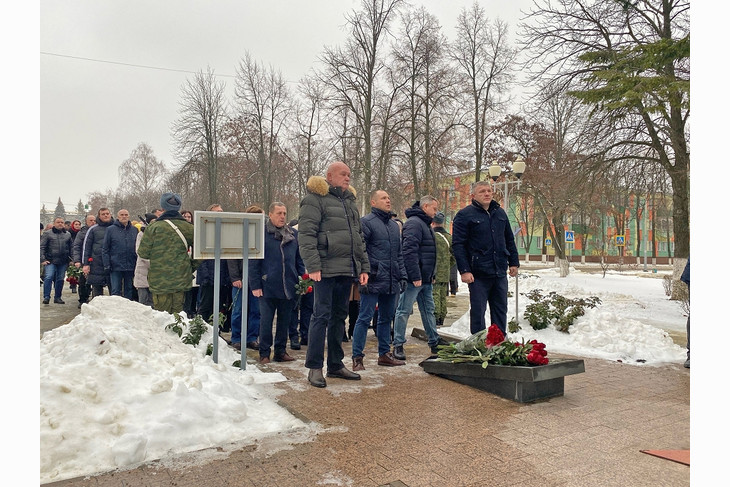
[
  {"x1": 317, "y1": 0, "x2": 404, "y2": 199},
  {"x1": 118, "y1": 142, "x2": 167, "y2": 212},
  {"x1": 520, "y1": 0, "x2": 690, "y2": 270},
  {"x1": 289, "y1": 74, "x2": 330, "y2": 199},
  {"x1": 233, "y1": 52, "x2": 291, "y2": 208},
  {"x1": 171, "y1": 67, "x2": 228, "y2": 205},
  {"x1": 451, "y1": 3, "x2": 517, "y2": 182}
]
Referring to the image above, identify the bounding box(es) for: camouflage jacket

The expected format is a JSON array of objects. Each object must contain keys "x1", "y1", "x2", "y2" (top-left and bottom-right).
[
  {"x1": 137, "y1": 212, "x2": 200, "y2": 294},
  {"x1": 433, "y1": 226, "x2": 456, "y2": 283}
]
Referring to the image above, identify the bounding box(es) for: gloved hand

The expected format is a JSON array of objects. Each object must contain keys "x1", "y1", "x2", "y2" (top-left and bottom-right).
[{"x1": 399, "y1": 279, "x2": 408, "y2": 293}]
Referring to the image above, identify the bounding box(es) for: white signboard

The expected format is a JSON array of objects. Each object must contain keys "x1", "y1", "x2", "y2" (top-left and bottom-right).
[{"x1": 192, "y1": 211, "x2": 265, "y2": 260}]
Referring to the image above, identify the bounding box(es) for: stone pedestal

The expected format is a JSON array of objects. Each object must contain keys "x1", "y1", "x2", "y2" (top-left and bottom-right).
[{"x1": 420, "y1": 358, "x2": 585, "y2": 403}]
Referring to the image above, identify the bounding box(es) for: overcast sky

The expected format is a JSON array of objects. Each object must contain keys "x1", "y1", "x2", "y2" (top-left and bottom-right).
[{"x1": 38, "y1": 0, "x2": 533, "y2": 211}]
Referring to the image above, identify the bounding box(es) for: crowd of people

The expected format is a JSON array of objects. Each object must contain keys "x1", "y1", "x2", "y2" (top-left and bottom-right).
[{"x1": 41, "y1": 161, "x2": 520, "y2": 389}]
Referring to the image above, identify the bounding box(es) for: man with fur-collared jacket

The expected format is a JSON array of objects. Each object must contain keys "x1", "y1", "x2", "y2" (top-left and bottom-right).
[{"x1": 297, "y1": 161, "x2": 369, "y2": 388}]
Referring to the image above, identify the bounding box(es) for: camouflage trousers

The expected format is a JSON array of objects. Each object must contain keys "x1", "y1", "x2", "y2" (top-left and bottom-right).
[
  {"x1": 433, "y1": 282, "x2": 449, "y2": 321},
  {"x1": 152, "y1": 292, "x2": 186, "y2": 315}
]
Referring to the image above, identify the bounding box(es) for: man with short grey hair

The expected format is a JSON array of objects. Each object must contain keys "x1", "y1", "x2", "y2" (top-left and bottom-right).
[
  {"x1": 392, "y1": 196, "x2": 449, "y2": 360},
  {"x1": 452, "y1": 181, "x2": 519, "y2": 335}
]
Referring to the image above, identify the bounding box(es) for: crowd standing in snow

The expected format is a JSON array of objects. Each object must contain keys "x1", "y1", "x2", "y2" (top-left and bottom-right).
[{"x1": 42, "y1": 159, "x2": 690, "y2": 387}]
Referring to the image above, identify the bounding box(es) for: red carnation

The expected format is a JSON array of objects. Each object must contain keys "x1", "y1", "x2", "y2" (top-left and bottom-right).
[
  {"x1": 302, "y1": 273, "x2": 309, "y2": 280},
  {"x1": 307, "y1": 286, "x2": 313, "y2": 293}
]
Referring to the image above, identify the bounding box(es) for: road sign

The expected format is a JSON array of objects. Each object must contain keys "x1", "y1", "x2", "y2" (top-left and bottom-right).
[
  {"x1": 615, "y1": 235, "x2": 625, "y2": 246},
  {"x1": 545, "y1": 238, "x2": 552, "y2": 246},
  {"x1": 565, "y1": 231, "x2": 574, "y2": 243}
]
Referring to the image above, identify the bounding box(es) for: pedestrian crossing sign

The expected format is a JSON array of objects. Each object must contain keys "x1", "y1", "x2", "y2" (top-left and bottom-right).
[
  {"x1": 545, "y1": 237, "x2": 552, "y2": 246},
  {"x1": 565, "y1": 231, "x2": 574, "y2": 243},
  {"x1": 616, "y1": 235, "x2": 625, "y2": 246}
]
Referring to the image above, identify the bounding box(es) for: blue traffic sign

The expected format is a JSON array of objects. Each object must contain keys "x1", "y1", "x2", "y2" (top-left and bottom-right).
[{"x1": 565, "y1": 231, "x2": 574, "y2": 243}]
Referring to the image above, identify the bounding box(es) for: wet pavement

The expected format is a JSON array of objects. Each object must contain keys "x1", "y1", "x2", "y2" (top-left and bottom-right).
[{"x1": 40, "y1": 283, "x2": 690, "y2": 487}]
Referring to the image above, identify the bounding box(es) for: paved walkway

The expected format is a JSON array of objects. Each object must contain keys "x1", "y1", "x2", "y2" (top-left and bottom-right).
[{"x1": 42, "y1": 291, "x2": 690, "y2": 487}]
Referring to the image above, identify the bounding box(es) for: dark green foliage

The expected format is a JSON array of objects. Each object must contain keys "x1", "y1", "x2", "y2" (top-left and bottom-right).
[{"x1": 523, "y1": 289, "x2": 601, "y2": 333}]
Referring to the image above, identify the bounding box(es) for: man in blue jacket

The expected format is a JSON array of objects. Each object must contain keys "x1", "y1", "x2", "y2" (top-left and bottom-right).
[
  {"x1": 249, "y1": 202, "x2": 305, "y2": 364},
  {"x1": 452, "y1": 181, "x2": 519, "y2": 335},
  {"x1": 351, "y1": 190, "x2": 408, "y2": 370},
  {"x1": 102, "y1": 209, "x2": 138, "y2": 299},
  {"x1": 392, "y1": 195, "x2": 449, "y2": 360}
]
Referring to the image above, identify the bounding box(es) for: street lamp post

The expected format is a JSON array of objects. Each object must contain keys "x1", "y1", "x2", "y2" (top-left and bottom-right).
[{"x1": 488, "y1": 157, "x2": 527, "y2": 327}]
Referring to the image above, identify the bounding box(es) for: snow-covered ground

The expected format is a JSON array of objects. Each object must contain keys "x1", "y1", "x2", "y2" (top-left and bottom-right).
[
  {"x1": 442, "y1": 265, "x2": 688, "y2": 365},
  {"x1": 39, "y1": 266, "x2": 690, "y2": 484}
]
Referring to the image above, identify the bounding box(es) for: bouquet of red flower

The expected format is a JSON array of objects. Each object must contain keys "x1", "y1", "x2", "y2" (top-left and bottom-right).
[
  {"x1": 435, "y1": 324, "x2": 549, "y2": 368},
  {"x1": 65, "y1": 264, "x2": 82, "y2": 286},
  {"x1": 295, "y1": 274, "x2": 314, "y2": 296}
]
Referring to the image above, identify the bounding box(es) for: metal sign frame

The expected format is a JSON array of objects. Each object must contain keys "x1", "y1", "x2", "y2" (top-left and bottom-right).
[{"x1": 192, "y1": 211, "x2": 266, "y2": 369}]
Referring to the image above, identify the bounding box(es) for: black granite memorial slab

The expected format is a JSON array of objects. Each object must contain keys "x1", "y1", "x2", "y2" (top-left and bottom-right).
[{"x1": 419, "y1": 357, "x2": 585, "y2": 403}]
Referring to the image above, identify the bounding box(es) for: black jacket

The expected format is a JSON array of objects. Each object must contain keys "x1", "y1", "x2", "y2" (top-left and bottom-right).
[
  {"x1": 401, "y1": 203, "x2": 437, "y2": 283},
  {"x1": 82, "y1": 219, "x2": 114, "y2": 286},
  {"x1": 360, "y1": 207, "x2": 406, "y2": 294},
  {"x1": 40, "y1": 228, "x2": 72, "y2": 265},
  {"x1": 452, "y1": 199, "x2": 519, "y2": 278}
]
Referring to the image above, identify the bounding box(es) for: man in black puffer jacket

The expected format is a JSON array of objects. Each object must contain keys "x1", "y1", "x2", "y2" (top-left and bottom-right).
[
  {"x1": 392, "y1": 196, "x2": 448, "y2": 360},
  {"x1": 452, "y1": 181, "x2": 519, "y2": 335},
  {"x1": 82, "y1": 208, "x2": 114, "y2": 298},
  {"x1": 350, "y1": 190, "x2": 408, "y2": 370},
  {"x1": 40, "y1": 217, "x2": 73, "y2": 304},
  {"x1": 298, "y1": 161, "x2": 370, "y2": 388}
]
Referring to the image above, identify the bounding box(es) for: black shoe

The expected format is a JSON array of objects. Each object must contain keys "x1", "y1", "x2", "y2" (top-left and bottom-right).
[
  {"x1": 684, "y1": 358, "x2": 690, "y2": 369},
  {"x1": 71, "y1": 288, "x2": 77, "y2": 294},
  {"x1": 393, "y1": 345, "x2": 406, "y2": 361},
  {"x1": 300, "y1": 337, "x2": 308, "y2": 346},
  {"x1": 246, "y1": 341, "x2": 259, "y2": 350},
  {"x1": 308, "y1": 368, "x2": 326, "y2": 388},
  {"x1": 54, "y1": 298, "x2": 65, "y2": 304},
  {"x1": 43, "y1": 298, "x2": 50, "y2": 305},
  {"x1": 431, "y1": 337, "x2": 449, "y2": 354},
  {"x1": 326, "y1": 366, "x2": 361, "y2": 380},
  {"x1": 78, "y1": 302, "x2": 82, "y2": 309},
  {"x1": 291, "y1": 336, "x2": 301, "y2": 350}
]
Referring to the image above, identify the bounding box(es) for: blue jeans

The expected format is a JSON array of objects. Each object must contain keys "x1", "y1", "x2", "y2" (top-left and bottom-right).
[
  {"x1": 230, "y1": 287, "x2": 260, "y2": 345},
  {"x1": 258, "y1": 297, "x2": 295, "y2": 359},
  {"x1": 43, "y1": 263, "x2": 66, "y2": 300},
  {"x1": 352, "y1": 292, "x2": 397, "y2": 358},
  {"x1": 393, "y1": 282, "x2": 440, "y2": 348},
  {"x1": 110, "y1": 270, "x2": 135, "y2": 299},
  {"x1": 468, "y1": 276, "x2": 508, "y2": 334},
  {"x1": 305, "y1": 276, "x2": 352, "y2": 371}
]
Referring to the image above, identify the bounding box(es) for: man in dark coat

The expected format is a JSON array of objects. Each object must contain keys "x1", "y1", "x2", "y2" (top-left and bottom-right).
[
  {"x1": 297, "y1": 161, "x2": 370, "y2": 388},
  {"x1": 452, "y1": 181, "x2": 519, "y2": 335},
  {"x1": 82, "y1": 208, "x2": 114, "y2": 298},
  {"x1": 40, "y1": 217, "x2": 73, "y2": 304},
  {"x1": 392, "y1": 196, "x2": 448, "y2": 360},
  {"x1": 102, "y1": 209, "x2": 138, "y2": 299},
  {"x1": 249, "y1": 202, "x2": 305, "y2": 364},
  {"x1": 351, "y1": 190, "x2": 407, "y2": 370},
  {"x1": 72, "y1": 213, "x2": 96, "y2": 307}
]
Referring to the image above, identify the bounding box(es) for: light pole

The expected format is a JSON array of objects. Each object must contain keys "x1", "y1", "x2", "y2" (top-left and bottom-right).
[{"x1": 488, "y1": 157, "x2": 527, "y2": 327}]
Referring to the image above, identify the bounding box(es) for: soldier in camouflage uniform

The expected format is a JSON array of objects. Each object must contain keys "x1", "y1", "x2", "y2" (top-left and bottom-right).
[
  {"x1": 432, "y1": 212, "x2": 456, "y2": 327},
  {"x1": 137, "y1": 193, "x2": 200, "y2": 314}
]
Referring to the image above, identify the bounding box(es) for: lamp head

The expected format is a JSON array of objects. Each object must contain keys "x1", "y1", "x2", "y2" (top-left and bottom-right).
[
  {"x1": 513, "y1": 156, "x2": 526, "y2": 179},
  {"x1": 488, "y1": 161, "x2": 502, "y2": 182}
]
